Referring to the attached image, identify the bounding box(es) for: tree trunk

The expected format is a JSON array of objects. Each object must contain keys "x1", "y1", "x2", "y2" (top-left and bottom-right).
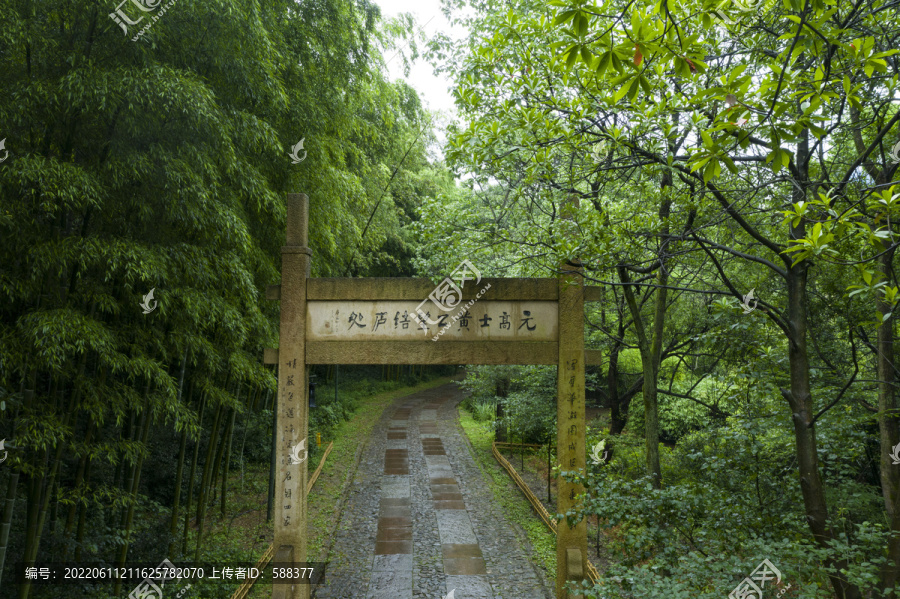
[
  {"x1": 0, "y1": 470, "x2": 20, "y2": 590},
  {"x1": 168, "y1": 370, "x2": 192, "y2": 557},
  {"x1": 494, "y1": 375, "x2": 510, "y2": 442},
  {"x1": 194, "y1": 403, "x2": 224, "y2": 560},
  {"x1": 20, "y1": 380, "x2": 78, "y2": 599},
  {"x1": 208, "y1": 405, "x2": 233, "y2": 507},
  {"x1": 618, "y1": 186, "x2": 670, "y2": 489},
  {"x1": 876, "y1": 247, "x2": 900, "y2": 518},
  {"x1": 73, "y1": 459, "x2": 91, "y2": 562},
  {"x1": 220, "y1": 404, "x2": 238, "y2": 517},
  {"x1": 113, "y1": 400, "x2": 153, "y2": 597},
  {"x1": 63, "y1": 421, "x2": 95, "y2": 559},
  {"x1": 782, "y1": 264, "x2": 860, "y2": 599},
  {"x1": 608, "y1": 340, "x2": 627, "y2": 434},
  {"x1": 182, "y1": 392, "x2": 206, "y2": 555}
]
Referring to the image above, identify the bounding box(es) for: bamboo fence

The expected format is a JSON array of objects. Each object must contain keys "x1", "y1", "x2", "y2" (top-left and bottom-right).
[{"x1": 491, "y1": 441, "x2": 601, "y2": 584}]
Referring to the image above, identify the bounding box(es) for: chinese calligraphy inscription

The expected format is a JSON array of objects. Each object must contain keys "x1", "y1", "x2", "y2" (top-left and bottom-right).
[{"x1": 307, "y1": 301, "x2": 558, "y2": 341}]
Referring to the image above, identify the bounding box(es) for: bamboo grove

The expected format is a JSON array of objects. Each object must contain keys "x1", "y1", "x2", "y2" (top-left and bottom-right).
[{"x1": 0, "y1": 0, "x2": 445, "y2": 597}]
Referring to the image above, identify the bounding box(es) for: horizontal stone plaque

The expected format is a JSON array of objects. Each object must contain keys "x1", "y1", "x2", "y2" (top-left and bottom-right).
[{"x1": 306, "y1": 301, "x2": 558, "y2": 342}]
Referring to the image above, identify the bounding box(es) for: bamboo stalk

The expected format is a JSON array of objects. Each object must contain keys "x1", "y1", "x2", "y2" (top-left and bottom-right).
[
  {"x1": 182, "y1": 392, "x2": 206, "y2": 555},
  {"x1": 73, "y1": 459, "x2": 91, "y2": 563},
  {"x1": 168, "y1": 376, "x2": 193, "y2": 557},
  {"x1": 220, "y1": 405, "x2": 237, "y2": 517},
  {"x1": 194, "y1": 403, "x2": 224, "y2": 560},
  {"x1": 113, "y1": 398, "x2": 153, "y2": 597},
  {"x1": 63, "y1": 421, "x2": 95, "y2": 558}
]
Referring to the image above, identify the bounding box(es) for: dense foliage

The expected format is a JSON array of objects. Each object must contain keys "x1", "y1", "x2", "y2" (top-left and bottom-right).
[
  {"x1": 0, "y1": 0, "x2": 451, "y2": 596},
  {"x1": 428, "y1": 0, "x2": 900, "y2": 596}
]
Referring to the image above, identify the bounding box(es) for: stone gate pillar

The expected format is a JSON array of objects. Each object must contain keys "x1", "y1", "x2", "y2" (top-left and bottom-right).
[
  {"x1": 273, "y1": 193, "x2": 311, "y2": 599},
  {"x1": 556, "y1": 260, "x2": 587, "y2": 596}
]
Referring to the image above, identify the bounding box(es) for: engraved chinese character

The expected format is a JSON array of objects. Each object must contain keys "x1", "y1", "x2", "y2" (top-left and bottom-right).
[
  {"x1": 284, "y1": 424, "x2": 295, "y2": 434},
  {"x1": 569, "y1": 458, "x2": 576, "y2": 467},
  {"x1": 348, "y1": 312, "x2": 366, "y2": 328},
  {"x1": 394, "y1": 311, "x2": 410, "y2": 329},
  {"x1": 479, "y1": 314, "x2": 492, "y2": 327},
  {"x1": 284, "y1": 504, "x2": 291, "y2": 510},
  {"x1": 458, "y1": 310, "x2": 472, "y2": 330},
  {"x1": 569, "y1": 411, "x2": 576, "y2": 419},
  {"x1": 285, "y1": 359, "x2": 297, "y2": 369},
  {"x1": 283, "y1": 516, "x2": 291, "y2": 526},
  {"x1": 437, "y1": 313, "x2": 449, "y2": 328},
  {"x1": 373, "y1": 312, "x2": 387, "y2": 331},
  {"x1": 568, "y1": 358, "x2": 578, "y2": 370},
  {"x1": 286, "y1": 375, "x2": 295, "y2": 387},
  {"x1": 284, "y1": 471, "x2": 292, "y2": 481},
  {"x1": 414, "y1": 310, "x2": 431, "y2": 331},
  {"x1": 285, "y1": 408, "x2": 295, "y2": 418},
  {"x1": 568, "y1": 424, "x2": 577, "y2": 434},
  {"x1": 569, "y1": 489, "x2": 576, "y2": 500},
  {"x1": 518, "y1": 310, "x2": 536, "y2": 331},
  {"x1": 499, "y1": 312, "x2": 511, "y2": 329},
  {"x1": 568, "y1": 442, "x2": 575, "y2": 451},
  {"x1": 569, "y1": 375, "x2": 575, "y2": 387},
  {"x1": 285, "y1": 488, "x2": 292, "y2": 498},
  {"x1": 568, "y1": 392, "x2": 575, "y2": 404}
]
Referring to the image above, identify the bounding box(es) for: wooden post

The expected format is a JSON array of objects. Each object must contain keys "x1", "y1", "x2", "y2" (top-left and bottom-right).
[
  {"x1": 273, "y1": 193, "x2": 311, "y2": 599},
  {"x1": 556, "y1": 199, "x2": 587, "y2": 598}
]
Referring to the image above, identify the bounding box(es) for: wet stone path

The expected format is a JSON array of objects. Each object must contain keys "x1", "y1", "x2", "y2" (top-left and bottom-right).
[{"x1": 313, "y1": 383, "x2": 551, "y2": 599}]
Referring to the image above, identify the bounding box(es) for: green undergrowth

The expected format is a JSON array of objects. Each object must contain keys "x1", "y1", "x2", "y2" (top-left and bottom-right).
[{"x1": 457, "y1": 406, "x2": 557, "y2": 586}]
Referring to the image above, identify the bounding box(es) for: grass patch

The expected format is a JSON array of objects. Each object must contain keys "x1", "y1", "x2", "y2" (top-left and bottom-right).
[{"x1": 457, "y1": 406, "x2": 557, "y2": 582}]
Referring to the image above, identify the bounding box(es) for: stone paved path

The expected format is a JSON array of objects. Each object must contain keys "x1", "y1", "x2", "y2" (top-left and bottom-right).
[{"x1": 313, "y1": 383, "x2": 551, "y2": 599}]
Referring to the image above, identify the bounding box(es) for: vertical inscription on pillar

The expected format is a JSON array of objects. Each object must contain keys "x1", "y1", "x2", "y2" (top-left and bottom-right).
[
  {"x1": 558, "y1": 352, "x2": 585, "y2": 509},
  {"x1": 280, "y1": 358, "x2": 300, "y2": 529}
]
